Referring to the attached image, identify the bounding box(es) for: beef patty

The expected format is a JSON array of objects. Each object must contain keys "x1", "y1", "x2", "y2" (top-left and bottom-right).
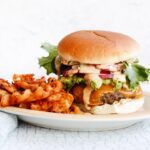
[{"x1": 101, "y1": 92, "x2": 125, "y2": 104}]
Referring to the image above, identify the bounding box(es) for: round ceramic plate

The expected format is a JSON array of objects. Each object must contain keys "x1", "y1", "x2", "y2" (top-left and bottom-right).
[{"x1": 0, "y1": 92, "x2": 150, "y2": 131}]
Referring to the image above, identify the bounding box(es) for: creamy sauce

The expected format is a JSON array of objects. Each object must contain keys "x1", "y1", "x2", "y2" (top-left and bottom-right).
[
  {"x1": 55, "y1": 56, "x2": 61, "y2": 74},
  {"x1": 113, "y1": 72, "x2": 126, "y2": 82},
  {"x1": 84, "y1": 74, "x2": 102, "y2": 88},
  {"x1": 83, "y1": 74, "x2": 103, "y2": 109},
  {"x1": 96, "y1": 64, "x2": 118, "y2": 71},
  {"x1": 79, "y1": 64, "x2": 100, "y2": 74},
  {"x1": 83, "y1": 86, "x2": 93, "y2": 110}
]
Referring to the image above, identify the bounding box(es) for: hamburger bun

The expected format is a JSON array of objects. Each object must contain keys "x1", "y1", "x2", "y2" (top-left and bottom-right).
[
  {"x1": 91, "y1": 97, "x2": 144, "y2": 114},
  {"x1": 58, "y1": 30, "x2": 140, "y2": 64}
]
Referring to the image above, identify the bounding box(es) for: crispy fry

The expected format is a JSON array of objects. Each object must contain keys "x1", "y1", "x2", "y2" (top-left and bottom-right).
[
  {"x1": 13, "y1": 74, "x2": 46, "y2": 91},
  {"x1": 13, "y1": 74, "x2": 35, "y2": 83},
  {"x1": 48, "y1": 78, "x2": 63, "y2": 92},
  {"x1": 30, "y1": 100, "x2": 50, "y2": 111},
  {"x1": 0, "y1": 89, "x2": 10, "y2": 107},
  {"x1": 70, "y1": 104, "x2": 83, "y2": 114},
  {"x1": 0, "y1": 79, "x2": 17, "y2": 93},
  {"x1": 49, "y1": 92, "x2": 73, "y2": 113},
  {"x1": 30, "y1": 92, "x2": 74, "y2": 113},
  {"x1": 13, "y1": 81, "x2": 39, "y2": 91},
  {"x1": 1, "y1": 85, "x2": 53, "y2": 106},
  {"x1": 19, "y1": 102, "x2": 30, "y2": 109},
  {"x1": 26, "y1": 86, "x2": 51, "y2": 102},
  {"x1": 0, "y1": 74, "x2": 79, "y2": 114}
]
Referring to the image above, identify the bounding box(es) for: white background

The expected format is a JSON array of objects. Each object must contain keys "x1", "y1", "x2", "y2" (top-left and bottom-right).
[
  {"x1": 0, "y1": 0, "x2": 150, "y2": 80},
  {"x1": 0, "y1": 0, "x2": 150, "y2": 150}
]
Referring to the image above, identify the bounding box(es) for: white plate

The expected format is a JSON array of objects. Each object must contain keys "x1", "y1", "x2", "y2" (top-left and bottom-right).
[{"x1": 0, "y1": 92, "x2": 150, "y2": 131}]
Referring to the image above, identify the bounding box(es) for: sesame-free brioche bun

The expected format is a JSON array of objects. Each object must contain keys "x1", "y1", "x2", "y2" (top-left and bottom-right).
[{"x1": 58, "y1": 30, "x2": 140, "y2": 64}]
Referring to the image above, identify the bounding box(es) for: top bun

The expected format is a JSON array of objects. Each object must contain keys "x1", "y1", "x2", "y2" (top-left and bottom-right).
[{"x1": 58, "y1": 30, "x2": 140, "y2": 64}]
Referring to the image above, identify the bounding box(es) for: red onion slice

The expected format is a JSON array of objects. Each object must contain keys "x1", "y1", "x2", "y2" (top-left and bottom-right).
[{"x1": 99, "y1": 70, "x2": 113, "y2": 79}]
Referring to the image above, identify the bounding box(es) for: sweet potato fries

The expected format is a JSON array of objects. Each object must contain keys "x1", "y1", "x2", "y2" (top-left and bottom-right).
[{"x1": 0, "y1": 74, "x2": 81, "y2": 114}]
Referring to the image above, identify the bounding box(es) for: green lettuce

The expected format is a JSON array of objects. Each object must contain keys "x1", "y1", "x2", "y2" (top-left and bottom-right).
[
  {"x1": 39, "y1": 42, "x2": 57, "y2": 74},
  {"x1": 90, "y1": 81, "x2": 97, "y2": 90},
  {"x1": 60, "y1": 76, "x2": 85, "y2": 91},
  {"x1": 124, "y1": 61, "x2": 150, "y2": 90},
  {"x1": 114, "y1": 80, "x2": 123, "y2": 90}
]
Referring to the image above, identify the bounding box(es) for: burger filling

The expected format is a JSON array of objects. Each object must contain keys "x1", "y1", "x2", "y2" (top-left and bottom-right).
[
  {"x1": 55, "y1": 56, "x2": 146, "y2": 110},
  {"x1": 39, "y1": 43, "x2": 150, "y2": 110}
]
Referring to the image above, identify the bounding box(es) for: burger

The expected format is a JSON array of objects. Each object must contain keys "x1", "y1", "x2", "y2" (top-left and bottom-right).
[{"x1": 39, "y1": 30, "x2": 150, "y2": 114}]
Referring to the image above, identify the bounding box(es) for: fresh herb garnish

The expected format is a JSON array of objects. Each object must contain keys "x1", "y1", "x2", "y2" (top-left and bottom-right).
[{"x1": 39, "y1": 42, "x2": 57, "y2": 74}]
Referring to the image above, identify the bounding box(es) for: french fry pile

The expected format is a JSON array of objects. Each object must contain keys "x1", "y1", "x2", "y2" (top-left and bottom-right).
[{"x1": 0, "y1": 74, "x2": 81, "y2": 114}]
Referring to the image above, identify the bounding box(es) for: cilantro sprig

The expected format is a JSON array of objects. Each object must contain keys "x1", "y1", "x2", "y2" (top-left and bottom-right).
[{"x1": 39, "y1": 42, "x2": 57, "y2": 74}]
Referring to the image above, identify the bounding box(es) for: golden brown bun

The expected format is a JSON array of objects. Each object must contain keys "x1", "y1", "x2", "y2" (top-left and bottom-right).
[{"x1": 58, "y1": 30, "x2": 140, "y2": 64}]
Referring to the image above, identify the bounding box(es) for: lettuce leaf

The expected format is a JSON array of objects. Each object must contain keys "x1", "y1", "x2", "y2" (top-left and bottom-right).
[
  {"x1": 60, "y1": 76, "x2": 85, "y2": 91},
  {"x1": 90, "y1": 81, "x2": 97, "y2": 90},
  {"x1": 114, "y1": 80, "x2": 123, "y2": 90},
  {"x1": 124, "y1": 61, "x2": 150, "y2": 90},
  {"x1": 39, "y1": 42, "x2": 57, "y2": 74}
]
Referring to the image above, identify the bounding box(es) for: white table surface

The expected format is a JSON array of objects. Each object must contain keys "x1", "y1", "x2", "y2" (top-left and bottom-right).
[
  {"x1": 0, "y1": 0, "x2": 150, "y2": 150},
  {"x1": 0, "y1": 120, "x2": 150, "y2": 150}
]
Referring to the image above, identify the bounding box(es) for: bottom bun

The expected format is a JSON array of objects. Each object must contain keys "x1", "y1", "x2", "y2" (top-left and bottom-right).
[{"x1": 91, "y1": 97, "x2": 144, "y2": 114}]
